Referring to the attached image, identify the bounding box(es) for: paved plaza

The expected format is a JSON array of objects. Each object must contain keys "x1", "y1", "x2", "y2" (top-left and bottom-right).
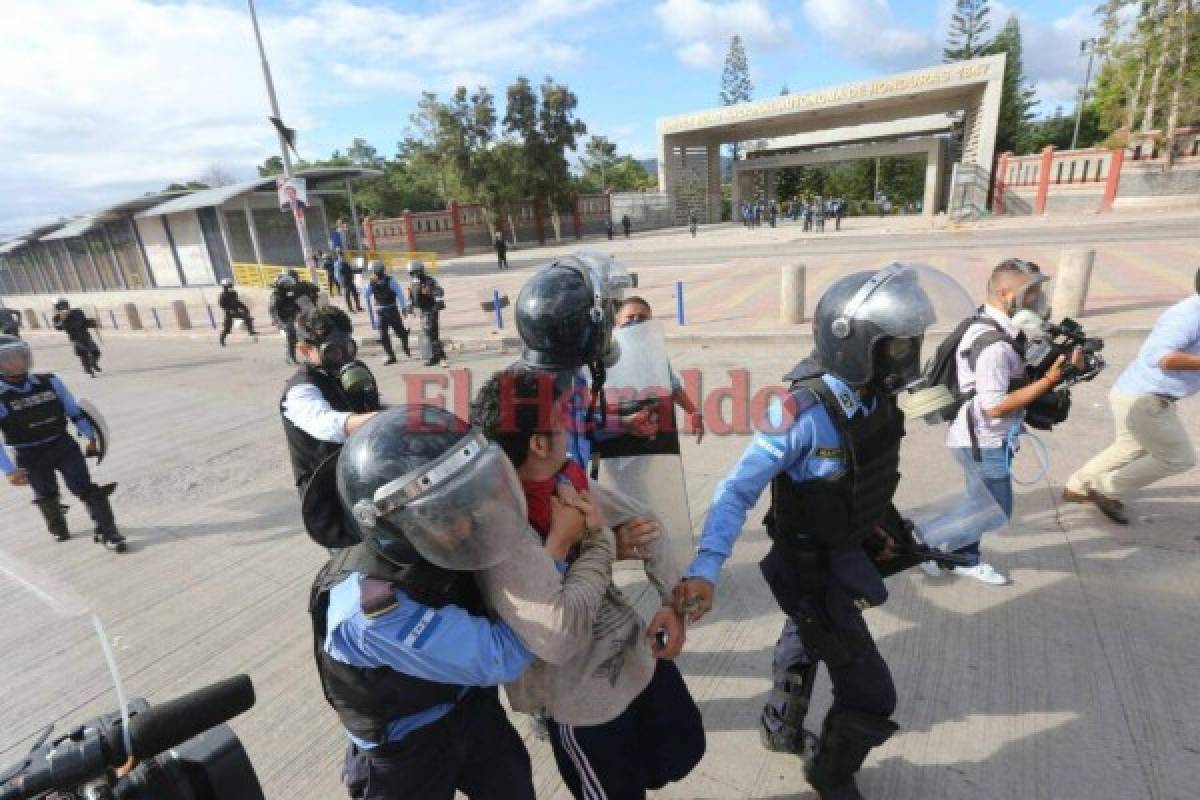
[{"x1": 1, "y1": 322, "x2": 1198, "y2": 799}]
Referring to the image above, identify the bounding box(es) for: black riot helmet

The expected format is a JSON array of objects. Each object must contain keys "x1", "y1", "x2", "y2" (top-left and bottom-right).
[
  {"x1": 516, "y1": 257, "x2": 610, "y2": 372},
  {"x1": 813, "y1": 263, "x2": 972, "y2": 392},
  {"x1": 220, "y1": 278, "x2": 233, "y2": 289},
  {"x1": 0, "y1": 334, "x2": 32, "y2": 380},
  {"x1": 369, "y1": 260, "x2": 387, "y2": 278},
  {"x1": 53, "y1": 297, "x2": 70, "y2": 311},
  {"x1": 338, "y1": 406, "x2": 528, "y2": 569}
]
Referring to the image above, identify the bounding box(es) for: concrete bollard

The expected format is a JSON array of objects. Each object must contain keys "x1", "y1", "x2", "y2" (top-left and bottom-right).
[
  {"x1": 172, "y1": 300, "x2": 192, "y2": 330},
  {"x1": 780, "y1": 263, "x2": 806, "y2": 324},
  {"x1": 124, "y1": 303, "x2": 143, "y2": 331},
  {"x1": 23, "y1": 309, "x2": 40, "y2": 330},
  {"x1": 1053, "y1": 248, "x2": 1095, "y2": 319}
]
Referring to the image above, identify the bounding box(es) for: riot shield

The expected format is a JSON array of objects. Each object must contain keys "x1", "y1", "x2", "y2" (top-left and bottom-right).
[
  {"x1": 593, "y1": 319, "x2": 694, "y2": 567},
  {"x1": 77, "y1": 399, "x2": 109, "y2": 464},
  {"x1": 418, "y1": 312, "x2": 435, "y2": 361},
  {"x1": 300, "y1": 451, "x2": 363, "y2": 549}
]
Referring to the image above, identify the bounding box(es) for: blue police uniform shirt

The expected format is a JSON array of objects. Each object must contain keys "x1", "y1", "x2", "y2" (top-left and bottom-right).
[
  {"x1": 323, "y1": 572, "x2": 534, "y2": 749},
  {"x1": 1114, "y1": 295, "x2": 1200, "y2": 400},
  {"x1": 360, "y1": 276, "x2": 409, "y2": 309},
  {"x1": 0, "y1": 375, "x2": 96, "y2": 475},
  {"x1": 686, "y1": 373, "x2": 874, "y2": 585}
]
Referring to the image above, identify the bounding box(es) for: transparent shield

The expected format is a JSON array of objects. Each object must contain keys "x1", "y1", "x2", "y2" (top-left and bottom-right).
[
  {"x1": 0, "y1": 549, "x2": 131, "y2": 765},
  {"x1": 850, "y1": 263, "x2": 976, "y2": 338},
  {"x1": 385, "y1": 444, "x2": 530, "y2": 571}
]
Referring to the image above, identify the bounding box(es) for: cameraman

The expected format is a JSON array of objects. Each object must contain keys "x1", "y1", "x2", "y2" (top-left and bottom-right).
[
  {"x1": 931, "y1": 259, "x2": 1080, "y2": 586},
  {"x1": 1063, "y1": 270, "x2": 1200, "y2": 524}
]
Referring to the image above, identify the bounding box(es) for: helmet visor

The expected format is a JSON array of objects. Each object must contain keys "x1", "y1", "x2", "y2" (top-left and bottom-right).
[
  {"x1": 844, "y1": 263, "x2": 975, "y2": 338},
  {"x1": 362, "y1": 433, "x2": 528, "y2": 570},
  {"x1": 0, "y1": 338, "x2": 32, "y2": 377}
]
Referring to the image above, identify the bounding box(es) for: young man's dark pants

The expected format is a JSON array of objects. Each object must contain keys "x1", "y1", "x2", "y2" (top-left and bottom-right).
[
  {"x1": 343, "y1": 279, "x2": 362, "y2": 312},
  {"x1": 343, "y1": 687, "x2": 534, "y2": 800},
  {"x1": 376, "y1": 307, "x2": 410, "y2": 360},
  {"x1": 548, "y1": 659, "x2": 705, "y2": 800}
]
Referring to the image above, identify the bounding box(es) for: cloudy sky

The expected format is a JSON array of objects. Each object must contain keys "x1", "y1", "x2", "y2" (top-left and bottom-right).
[{"x1": 0, "y1": 0, "x2": 1104, "y2": 235}]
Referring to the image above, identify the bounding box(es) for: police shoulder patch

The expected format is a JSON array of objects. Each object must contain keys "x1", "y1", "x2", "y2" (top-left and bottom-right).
[{"x1": 813, "y1": 447, "x2": 844, "y2": 459}]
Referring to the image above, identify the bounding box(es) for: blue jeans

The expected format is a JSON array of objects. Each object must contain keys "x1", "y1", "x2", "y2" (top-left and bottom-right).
[{"x1": 952, "y1": 446, "x2": 1014, "y2": 566}]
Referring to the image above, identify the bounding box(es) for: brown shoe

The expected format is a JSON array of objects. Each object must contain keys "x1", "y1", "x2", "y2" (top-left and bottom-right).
[
  {"x1": 1088, "y1": 490, "x2": 1128, "y2": 524},
  {"x1": 1062, "y1": 488, "x2": 1090, "y2": 504}
]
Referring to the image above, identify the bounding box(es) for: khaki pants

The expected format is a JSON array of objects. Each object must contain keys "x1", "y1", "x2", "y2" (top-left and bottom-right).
[{"x1": 1066, "y1": 389, "x2": 1196, "y2": 499}]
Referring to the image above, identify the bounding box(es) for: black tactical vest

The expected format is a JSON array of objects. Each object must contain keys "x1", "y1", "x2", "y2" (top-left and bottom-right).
[
  {"x1": 0, "y1": 374, "x2": 68, "y2": 446},
  {"x1": 369, "y1": 279, "x2": 398, "y2": 307},
  {"x1": 766, "y1": 375, "x2": 904, "y2": 553},
  {"x1": 280, "y1": 366, "x2": 351, "y2": 492},
  {"x1": 309, "y1": 543, "x2": 484, "y2": 744}
]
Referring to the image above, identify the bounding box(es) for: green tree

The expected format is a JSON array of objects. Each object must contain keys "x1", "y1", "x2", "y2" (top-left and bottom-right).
[
  {"x1": 580, "y1": 135, "x2": 619, "y2": 190},
  {"x1": 255, "y1": 156, "x2": 284, "y2": 177},
  {"x1": 606, "y1": 157, "x2": 657, "y2": 191},
  {"x1": 944, "y1": 0, "x2": 992, "y2": 61},
  {"x1": 504, "y1": 75, "x2": 587, "y2": 219},
  {"x1": 987, "y1": 15, "x2": 1036, "y2": 153},
  {"x1": 720, "y1": 35, "x2": 753, "y2": 162}
]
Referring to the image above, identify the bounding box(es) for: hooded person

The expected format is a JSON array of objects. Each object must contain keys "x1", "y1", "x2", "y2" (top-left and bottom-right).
[
  {"x1": 314, "y1": 405, "x2": 611, "y2": 800},
  {"x1": 0, "y1": 335, "x2": 124, "y2": 551},
  {"x1": 672, "y1": 263, "x2": 975, "y2": 800}
]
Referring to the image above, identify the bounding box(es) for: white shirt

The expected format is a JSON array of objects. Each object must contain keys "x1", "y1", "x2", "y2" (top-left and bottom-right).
[
  {"x1": 282, "y1": 382, "x2": 351, "y2": 444},
  {"x1": 946, "y1": 304, "x2": 1025, "y2": 449}
]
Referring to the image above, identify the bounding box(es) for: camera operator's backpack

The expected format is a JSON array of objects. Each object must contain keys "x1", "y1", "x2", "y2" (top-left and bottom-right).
[{"x1": 921, "y1": 310, "x2": 1015, "y2": 423}]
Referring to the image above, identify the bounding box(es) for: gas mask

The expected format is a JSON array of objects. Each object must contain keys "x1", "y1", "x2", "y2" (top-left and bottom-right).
[
  {"x1": 870, "y1": 336, "x2": 923, "y2": 395},
  {"x1": 317, "y1": 332, "x2": 376, "y2": 398}
]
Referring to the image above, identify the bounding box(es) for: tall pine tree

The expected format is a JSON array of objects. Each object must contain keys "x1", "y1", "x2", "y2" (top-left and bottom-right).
[
  {"x1": 987, "y1": 15, "x2": 1036, "y2": 153},
  {"x1": 720, "y1": 35, "x2": 753, "y2": 162},
  {"x1": 944, "y1": 0, "x2": 993, "y2": 61}
]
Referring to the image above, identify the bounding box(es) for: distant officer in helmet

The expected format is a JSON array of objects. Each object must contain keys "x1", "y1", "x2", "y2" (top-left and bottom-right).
[
  {"x1": 0, "y1": 307, "x2": 20, "y2": 337},
  {"x1": 280, "y1": 306, "x2": 382, "y2": 548},
  {"x1": 269, "y1": 271, "x2": 319, "y2": 364},
  {"x1": 672, "y1": 264, "x2": 972, "y2": 800},
  {"x1": 407, "y1": 260, "x2": 446, "y2": 366},
  {"x1": 217, "y1": 278, "x2": 257, "y2": 347},
  {"x1": 314, "y1": 405, "x2": 605, "y2": 800},
  {"x1": 51, "y1": 298, "x2": 102, "y2": 377},
  {"x1": 0, "y1": 335, "x2": 125, "y2": 551},
  {"x1": 361, "y1": 260, "x2": 411, "y2": 364}
]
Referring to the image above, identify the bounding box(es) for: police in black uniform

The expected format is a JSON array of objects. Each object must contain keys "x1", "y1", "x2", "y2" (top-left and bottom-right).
[
  {"x1": 217, "y1": 278, "x2": 257, "y2": 346},
  {"x1": 311, "y1": 406, "x2": 542, "y2": 799},
  {"x1": 673, "y1": 264, "x2": 971, "y2": 800},
  {"x1": 407, "y1": 261, "x2": 445, "y2": 366},
  {"x1": 269, "y1": 272, "x2": 319, "y2": 364},
  {"x1": 363, "y1": 261, "x2": 410, "y2": 365},
  {"x1": 0, "y1": 308, "x2": 20, "y2": 337},
  {"x1": 280, "y1": 306, "x2": 381, "y2": 548},
  {"x1": 51, "y1": 298, "x2": 101, "y2": 377},
  {"x1": 0, "y1": 335, "x2": 125, "y2": 551}
]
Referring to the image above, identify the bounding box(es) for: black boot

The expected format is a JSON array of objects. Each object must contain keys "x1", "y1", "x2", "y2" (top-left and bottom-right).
[
  {"x1": 83, "y1": 483, "x2": 126, "y2": 553},
  {"x1": 804, "y1": 710, "x2": 898, "y2": 800},
  {"x1": 219, "y1": 333, "x2": 228, "y2": 347},
  {"x1": 33, "y1": 496, "x2": 70, "y2": 541},
  {"x1": 400, "y1": 332, "x2": 412, "y2": 359}
]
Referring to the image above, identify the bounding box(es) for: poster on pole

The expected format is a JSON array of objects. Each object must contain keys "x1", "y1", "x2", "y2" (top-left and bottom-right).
[{"x1": 277, "y1": 176, "x2": 308, "y2": 213}]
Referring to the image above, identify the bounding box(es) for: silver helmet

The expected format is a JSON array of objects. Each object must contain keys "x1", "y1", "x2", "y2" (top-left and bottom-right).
[{"x1": 813, "y1": 263, "x2": 973, "y2": 390}]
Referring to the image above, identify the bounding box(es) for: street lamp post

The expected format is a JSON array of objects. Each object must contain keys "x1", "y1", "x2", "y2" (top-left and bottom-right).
[
  {"x1": 246, "y1": 0, "x2": 316, "y2": 281},
  {"x1": 1071, "y1": 37, "x2": 1101, "y2": 151}
]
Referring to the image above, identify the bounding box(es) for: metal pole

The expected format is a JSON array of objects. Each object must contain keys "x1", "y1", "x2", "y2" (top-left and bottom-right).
[
  {"x1": 675, "y1": 280, "x2": 686, "y2": 326},
  {"x1": 345, "y1": 178, "x2": 362, "y2": 252},
  {"x1": 493, "y1": 289, "x2": 503, "y2": 329},
  {"x1": 246, "y1": 0, "x2": 315, "y2": 279},
  {"x1": 1071, "y1": 39, "x2": 1097, "y2": 151}
]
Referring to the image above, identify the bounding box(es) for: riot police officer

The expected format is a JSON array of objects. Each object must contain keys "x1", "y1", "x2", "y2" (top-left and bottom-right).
[
  {"x1": 269, "y1": 272, "x2": 318, "y2": 364},
  {"x1": 673, "y1": 264, "x2": 972, "y2": 800},
  {"x1": 362, "y1": 261, "x2": 410, "y2": 364},
  {"x1": 407, "y1": 261, "x2": 446, "y2": 366},
  {"x1": 0, "y1": 335, "x2": 125, "y2": 551},
  {"x1": 280, "y1": 306, "x2": 381, "y2": 548},
  {"x1": 0, "y1": 307, "x2": 20, "y2": 337},
  {"x1": 217, "y1": 279, "x2": 257, "y2": 346},
  {"x1": 312, "y1": 405, "x2": 558, "y2": 799},
  {"x1": 51, "y1": 298, "x2": 102, "y2": 377}
]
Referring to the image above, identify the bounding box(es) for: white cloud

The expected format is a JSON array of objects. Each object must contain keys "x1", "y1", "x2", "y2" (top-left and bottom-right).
[
  {"x1": 0, "y1": 0, "x2": 610, "y2": 233},
  {"x1": 802, "y1": 0, "x2": 935, "y2": 70},
  {"x1": 654, "y1": 0, "x2": 793, "y2": 69},
  {"x1": 990, "y1": 2, "x2": 1102, "y2": 114}
]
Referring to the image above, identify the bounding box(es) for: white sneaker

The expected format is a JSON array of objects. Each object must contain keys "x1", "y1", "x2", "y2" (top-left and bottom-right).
[
  {"x1": 952, "y1": 563, "x2": 1010, "y2": 585},
  {"x1": 918, "y1": 560, "x2": 946, "y2": 578}
]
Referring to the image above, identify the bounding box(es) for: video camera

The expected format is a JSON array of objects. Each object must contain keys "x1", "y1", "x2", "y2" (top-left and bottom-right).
[
  {"x1": 1025, "y1": 317, "x2": 1106, "y2": 385},
  {"x1": 0, "y1": 675, "x2": 262, "y2": 800}
]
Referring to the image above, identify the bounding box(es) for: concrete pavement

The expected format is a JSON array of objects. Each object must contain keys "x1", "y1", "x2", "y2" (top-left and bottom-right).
[{"x1": 0, "y1": 332, "x2": 1197, "y2": 799}]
